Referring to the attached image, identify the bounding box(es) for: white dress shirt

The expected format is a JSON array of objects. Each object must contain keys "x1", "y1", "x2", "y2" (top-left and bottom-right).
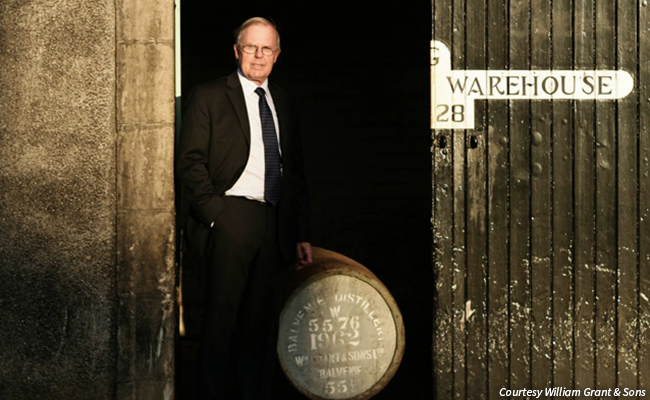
[{"x1": 225, "y1": 70, "x2": 281, "y2": 202}]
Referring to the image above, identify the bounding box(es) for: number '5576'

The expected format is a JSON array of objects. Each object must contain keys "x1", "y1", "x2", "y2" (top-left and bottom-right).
[{"x1": 309, "y1": 316, "x2": 360, "y2": 349}]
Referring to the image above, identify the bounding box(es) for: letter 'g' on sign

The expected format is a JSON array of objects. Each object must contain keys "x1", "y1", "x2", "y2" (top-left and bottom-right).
[{"x1": 430, "y1": 40, "x2": 634, "y2": 130}]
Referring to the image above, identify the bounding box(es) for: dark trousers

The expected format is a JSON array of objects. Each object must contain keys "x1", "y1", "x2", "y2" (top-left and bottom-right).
[{"x1": 198, "y1": 196, "x2": 286, "y2": 400}]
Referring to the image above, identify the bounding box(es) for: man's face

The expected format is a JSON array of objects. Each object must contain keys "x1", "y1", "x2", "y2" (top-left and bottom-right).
[{"x1": 234, "y1": 24, "x2": 281, "y2": 86}]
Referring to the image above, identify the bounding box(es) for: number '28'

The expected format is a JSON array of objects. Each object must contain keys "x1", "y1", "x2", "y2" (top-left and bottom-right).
[{"x1": 436, "y1": 104, "x2": 465, "y2": 123}]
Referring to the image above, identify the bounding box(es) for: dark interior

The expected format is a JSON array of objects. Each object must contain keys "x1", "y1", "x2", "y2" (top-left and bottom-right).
[{"x1": 178, "y1": 2, "x2": 433, "y2": 398}]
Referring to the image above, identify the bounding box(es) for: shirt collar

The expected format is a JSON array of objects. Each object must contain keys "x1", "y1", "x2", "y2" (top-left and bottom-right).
[{"x1": 237, "y1": 68, "x2": 270, "y2": 95}]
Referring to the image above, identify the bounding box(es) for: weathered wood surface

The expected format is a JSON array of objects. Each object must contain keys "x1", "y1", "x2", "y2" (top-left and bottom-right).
[
  {"x1": 486, "y1": 0, "x2": 509, "y2": 396},
  {"x1": 595, "y1": 0, "x2": 617, "y2": 390},
  {"x1": 573, "y1": 0, "x2": 597, "y2": 392},
  {"x1": 466, "y1": 3, "x2": 488, "y2": 398},
  {"x1": 617, "y1": 0, "x2": 639, "y2": 391},
  {"x1": 551, "y1": 0, "x2": 575, "y2": 392},
  {"x1": 432, "y1": 0, "x2": 454, "y2": 398},
  {"x1": 639, "y1": 0, "x2": 650, "y2": 394},
  {"x1": 508, "y1": 0, "x2": 532, "y2": 393},
  {"x1": 451, "y1": 2, "x2": 469, "y2": 398},
  {"x1": 432, "y1": 0, "x2": 648, "y2": 398},
  {"x1": 530, "y1": 0, "x2": 553, "y2": 391}
]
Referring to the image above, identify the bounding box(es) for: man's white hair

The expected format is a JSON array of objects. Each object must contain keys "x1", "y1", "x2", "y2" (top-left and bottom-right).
[{"x1": 235, "y1": 17, "x2": 281, "y2": 50}]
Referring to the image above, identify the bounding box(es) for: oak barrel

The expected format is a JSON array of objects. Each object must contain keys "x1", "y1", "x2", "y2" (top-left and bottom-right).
[{"x1": 277, "y1": 247, "x2": 405, "y2": 400}]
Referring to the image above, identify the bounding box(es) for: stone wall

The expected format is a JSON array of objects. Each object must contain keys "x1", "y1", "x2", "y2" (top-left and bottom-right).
[
  {"x1": 0, "y1": 1, "x2": 118, "y2": 399},
  {"x1": 0, "y1": 1, "x2": 176, "y2": 399},
  {"x1": 115, "y1": 0, "x2": 176, "y2": 398}
]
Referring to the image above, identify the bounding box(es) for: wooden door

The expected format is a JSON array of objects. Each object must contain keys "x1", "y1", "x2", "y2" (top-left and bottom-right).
[{"x1": 432, "y1": 0, "x2": 650, "y2": 398}]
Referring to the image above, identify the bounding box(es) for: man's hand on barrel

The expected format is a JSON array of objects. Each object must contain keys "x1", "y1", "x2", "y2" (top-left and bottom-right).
[{"x1": 296, "y1": 242, "x2": 313, "y2": 269}]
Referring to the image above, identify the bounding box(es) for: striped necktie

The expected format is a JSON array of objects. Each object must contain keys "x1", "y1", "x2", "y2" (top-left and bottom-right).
[{"x1": 255, "y1": 87, "x2": 281, "y2": 205}]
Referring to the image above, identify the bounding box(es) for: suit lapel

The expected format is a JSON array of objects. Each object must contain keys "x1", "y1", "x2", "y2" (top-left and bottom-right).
[
  {"x1": 226, "y1": 72, "x2": 251, "y2": 147},
  {"x1": 268, "y1": 83, "x2": 289, "y2": 158}
]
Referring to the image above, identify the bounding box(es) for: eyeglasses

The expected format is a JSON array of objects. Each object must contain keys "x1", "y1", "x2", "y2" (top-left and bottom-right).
[{"x1": 239, "y1": 44, "x2": 278, "y2": 56}]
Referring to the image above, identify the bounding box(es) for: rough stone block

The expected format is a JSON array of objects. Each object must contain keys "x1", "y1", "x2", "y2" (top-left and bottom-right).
[
  {"x1": 116, "y1": 0, "x2": 174, "y2": 42},
  {"x1": 117, "y1": 293, "x2": 175, "y2": 385},
  {"x1": 117, "y1": 209, "x2": 175, "y2": 296},
  {"x1": 116, "y1": 382, "x2": 135, "y2": 400},
  {"x1": 117, "y1": 294, "x2": 136, "y2": 384},
  {"x1": 0, "y1": 1, "x2": 118, "y2": 399},
  {"x1": 133, "y1": 381, "x2": 174, "y2": 400},
  {"x1": 135, "y1": 296, "x2": 176, "y2": 379},
  {"x1": 117, "y1": 124, "x2": 175, "y2": 210},
  {"x1": 0, "y1": 265, "x2": 117, "y2": 400},
  {"x1": 0, "y1": 0, "x2": 115, "y2": 136},
  {"x1": 116, "y1": 381, "x2": 174, "y2": 400},
  {"x1": 116, "y1": 43, "x2": 175, "y2": 124}
]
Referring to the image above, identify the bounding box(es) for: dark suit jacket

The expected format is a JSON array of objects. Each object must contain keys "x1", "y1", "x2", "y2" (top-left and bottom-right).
[{"x1": 177, "y1": 71, "x2": 310, "y2": 263}]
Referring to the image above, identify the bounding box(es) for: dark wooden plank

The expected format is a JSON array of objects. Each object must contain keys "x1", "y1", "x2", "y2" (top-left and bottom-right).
[
  {"x1": 573, "y1": 0, "x2": 597, "y2": 390},
  {"x1": 486, "y1": 0, "x2": 509, "y2": 397},
  {"x1": 450, "y1": 0, "x2": 467, "y2": 399},
  {"x1": 465, "y1": 2, "x2": 488, "y2": 398},
  {"x1": 432, "y1": 0, "x2": 454, "y2": 397},
  {"x1": 466, "y1": 140, "x2": 488, "y2": 398},
  {"x1": 509, "y1": 0, "x2": 532, "y2": 391},
  {"x1": 452, "y1": 124, "x2": 468, "y2": 400},
  {"x1": 551, "y1": 0, "x2": 576, "y2": 393},
  {"x1": 594, "y1": 0, "x2": 618, "y2": 390},
  {"x1": 616, "y1": 0, "x2": 640, "y2": 393},
  {"x1": 433, "y1": 134, "x2": 454, "y2": 398},
  {"x1": 530, "y1": 0, "x2": 553, "y2": 391},
  {"x1": 451, "y1": 0, "x2": 468, "y2": 398},
  {"x1": 638, "y1": 0, "x2": 650, "y2": 393}
]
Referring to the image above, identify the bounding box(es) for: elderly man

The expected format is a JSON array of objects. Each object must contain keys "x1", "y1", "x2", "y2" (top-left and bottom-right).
[{"x1": 178, "y1": 17, "x2": 312, "y2": 400}]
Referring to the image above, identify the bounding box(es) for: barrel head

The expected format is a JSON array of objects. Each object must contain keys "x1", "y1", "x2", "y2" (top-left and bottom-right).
[{"x1": 278, "y1": 259, "x2": 404, "y2": 400}]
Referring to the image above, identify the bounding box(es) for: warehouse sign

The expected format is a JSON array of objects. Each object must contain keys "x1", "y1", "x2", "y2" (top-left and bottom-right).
[{"x1": 430, "y1": 40, "x2": 634, "y2": 130}]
